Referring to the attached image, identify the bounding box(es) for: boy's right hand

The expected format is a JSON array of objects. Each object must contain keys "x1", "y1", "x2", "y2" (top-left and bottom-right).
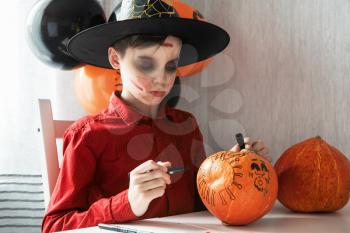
[{"x1": 128, "y1": 160, "x2": 171, "y2": 217}]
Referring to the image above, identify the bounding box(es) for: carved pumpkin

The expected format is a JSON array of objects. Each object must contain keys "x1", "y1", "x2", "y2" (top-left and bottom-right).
[
  {"x1": 197, "y1": 150, "x2": 278, "y2": 225},
  {"x1": 275, "y1": 136, "x2": 350, "y2": 213}
]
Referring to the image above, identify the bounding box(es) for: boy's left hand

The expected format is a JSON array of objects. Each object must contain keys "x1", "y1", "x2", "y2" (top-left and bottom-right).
[{"x1": 229, "y1": 137, "x2": 272, "y2": 162}]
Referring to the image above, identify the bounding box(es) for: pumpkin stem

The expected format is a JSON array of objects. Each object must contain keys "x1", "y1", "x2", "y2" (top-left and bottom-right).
[{"x1": 315, "y1": 136, "x2": 322, "y2": 140}]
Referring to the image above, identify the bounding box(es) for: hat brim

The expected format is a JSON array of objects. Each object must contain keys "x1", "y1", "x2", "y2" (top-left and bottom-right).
[{"x1": 67, "y1": 17, "x2": 230, "y2": 69}]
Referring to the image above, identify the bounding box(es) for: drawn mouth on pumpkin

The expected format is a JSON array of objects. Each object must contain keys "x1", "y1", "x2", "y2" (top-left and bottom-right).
[
  {"x1": 254, "y1": 178, "x2": 267, "y2": 191},
  {"x1": 255, "y1": 178, "x2": 264, "y2": 186},
  {"x1": 254, "y1": 171, "x2": 265, "y2": 176}
]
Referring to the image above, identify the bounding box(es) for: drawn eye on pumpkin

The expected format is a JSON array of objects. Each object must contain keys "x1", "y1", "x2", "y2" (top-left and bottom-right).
[
  {"x1": 251, "y1": 163, "x2": 260, "y2": 171},
  {"x1": 261, "y1": 162, "x2": 268, "y2": 172}
]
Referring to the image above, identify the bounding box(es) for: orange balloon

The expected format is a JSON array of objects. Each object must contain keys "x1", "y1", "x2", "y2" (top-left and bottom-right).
[
  {"x1": 173, "y1": 0, "x2": 212, "y2": 77},
  {"x1": 75, "y1": 65, "x2": 122, "y2": 114}
]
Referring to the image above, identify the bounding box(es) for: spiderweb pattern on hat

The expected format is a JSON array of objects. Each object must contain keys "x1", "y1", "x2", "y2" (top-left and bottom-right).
[{"x1": 132, "y1": 0, "x2": 176, "y2": 18}]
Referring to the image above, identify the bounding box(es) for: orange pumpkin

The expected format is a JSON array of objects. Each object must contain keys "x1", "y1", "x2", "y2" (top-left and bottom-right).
[
  {"x1": 197, "y1": 150, "x2": 278, "y2": 225},
  {"x1": 275, "y1": 136, "x2": 350, "y2": 213}
]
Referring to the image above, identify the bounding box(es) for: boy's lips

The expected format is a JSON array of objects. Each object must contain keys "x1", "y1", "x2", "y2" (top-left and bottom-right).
[{"x1": 149, "y1": 91, "x2": 166, "y2": 97}]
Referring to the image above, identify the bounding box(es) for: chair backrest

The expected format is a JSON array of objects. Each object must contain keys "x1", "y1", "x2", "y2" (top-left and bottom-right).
[{"x1": 38, "y1": 99, "x2": 74, "y2": 209}]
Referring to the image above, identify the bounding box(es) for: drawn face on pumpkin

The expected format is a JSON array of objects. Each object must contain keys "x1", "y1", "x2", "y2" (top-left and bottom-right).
[{"x1": 249, "y1": 158, "x2": 270, "y2": 194}]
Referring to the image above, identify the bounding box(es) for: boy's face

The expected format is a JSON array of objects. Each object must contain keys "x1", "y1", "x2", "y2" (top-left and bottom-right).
[{"x1": 110, "y1": 35, "x2": 182, "y2": 106}]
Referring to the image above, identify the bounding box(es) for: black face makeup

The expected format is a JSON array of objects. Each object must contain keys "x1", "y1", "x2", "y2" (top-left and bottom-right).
[{"x1": 134, "y1": 55, "x2": 179, "y2": 74}]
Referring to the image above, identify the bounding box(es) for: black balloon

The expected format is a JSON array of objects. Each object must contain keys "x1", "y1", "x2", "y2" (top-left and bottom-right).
[
  {"x1": 165, "y1": 77, "x2": 181, "y2": 107},
  {"x1": 26, "y1": 0, "x2": 106, "y2": 70}
]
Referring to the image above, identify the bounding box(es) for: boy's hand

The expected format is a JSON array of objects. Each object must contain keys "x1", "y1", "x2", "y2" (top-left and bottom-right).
[
  {"x1": 230, "y1": 137, "x2": 272, "y2": 162},
  {"x1": 128, "y1": 160, "x2": 171, "y2": 217}
]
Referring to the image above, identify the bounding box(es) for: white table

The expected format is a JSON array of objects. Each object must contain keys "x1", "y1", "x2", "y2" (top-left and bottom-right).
[{"x1": 56, "y1": 202, "x2": 350, "y2": 233}]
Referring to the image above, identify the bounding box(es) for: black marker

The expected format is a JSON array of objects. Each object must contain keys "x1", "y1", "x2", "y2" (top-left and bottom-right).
[
  {"x1": 128, "y1": 166, "x2": 185, "y2": 177},
  {"x1": 235, "y1": 133, "x2": 245, "y2": 150}
]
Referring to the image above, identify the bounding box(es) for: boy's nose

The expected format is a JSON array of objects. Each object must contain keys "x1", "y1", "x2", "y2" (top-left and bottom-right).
[{"x1": 152, "y1": 70, "x2": 168, "y2": 86}]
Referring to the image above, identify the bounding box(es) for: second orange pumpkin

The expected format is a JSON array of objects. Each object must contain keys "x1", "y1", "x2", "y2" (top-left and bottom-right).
[{"x1": 275, "y1": 136, "x2": 350, "y2": 213}]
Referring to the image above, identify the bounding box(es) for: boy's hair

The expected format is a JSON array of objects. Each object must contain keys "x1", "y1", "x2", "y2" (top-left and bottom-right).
[{"x1": 112, "y1": 35, "x2": 170, "y2": 58}]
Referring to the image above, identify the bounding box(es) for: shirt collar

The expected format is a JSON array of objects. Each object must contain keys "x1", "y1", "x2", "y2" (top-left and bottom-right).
[{"x1": 108, "y1": 91, "x2": 172, "y2": 125}]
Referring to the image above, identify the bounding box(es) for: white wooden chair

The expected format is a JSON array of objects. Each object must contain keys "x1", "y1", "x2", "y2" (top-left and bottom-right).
[{"x1": 37, "y1": 99, "x2": 74, "y2": 209}]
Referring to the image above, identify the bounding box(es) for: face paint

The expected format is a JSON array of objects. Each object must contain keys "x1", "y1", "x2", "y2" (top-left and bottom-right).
[
  {"x1": 134, "y1": 56, "x2": 178, "y2": 75},
  {"x1": 130, "y1": 78, "x2": 144, "y2": 91},
  {"x1": 161, "y1": 42, "x2": 174, "y2": 47},
  {"x1": 134, "y1": 57, "x2": 155, "y2": 74}
]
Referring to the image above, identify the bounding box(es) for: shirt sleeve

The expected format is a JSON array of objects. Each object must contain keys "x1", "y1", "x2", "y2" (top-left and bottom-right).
[
  {"x1": 41, "y1": 126, "x2": 138, "y2": 233},
  {"x1": 190, "y1": 116, "x2": 207, "y2": 212}
]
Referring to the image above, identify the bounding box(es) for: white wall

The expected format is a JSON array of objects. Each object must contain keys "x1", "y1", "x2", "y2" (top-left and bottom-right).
[
  {"x1": 178, "y1": 0, "x2": 350, "y2": 161},
  {"x1": 0, "y1": 0, "x2": 89, "y2": 175}
]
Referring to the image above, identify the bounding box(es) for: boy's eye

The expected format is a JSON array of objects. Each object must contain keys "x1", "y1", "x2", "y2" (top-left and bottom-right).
[
  {"x1": 137, "y1": 61, "x2": 154, "y2": 72},
  {"x1": 135, "y1": 59, "x2": 178, "y2": 73},
  {"x1": 166, "y1": 62, "x2": 177, "y2": 72}
]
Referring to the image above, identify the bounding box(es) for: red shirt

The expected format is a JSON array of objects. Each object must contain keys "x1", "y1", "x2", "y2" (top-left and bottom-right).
[{"x1": 42, "y1": 91, "x2": 206, "y2": 233}]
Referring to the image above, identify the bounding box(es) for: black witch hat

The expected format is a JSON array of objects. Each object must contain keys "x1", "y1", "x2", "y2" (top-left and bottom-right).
[{"x1": 67, "y1": 0, "x2": 230, "y2": 69}]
